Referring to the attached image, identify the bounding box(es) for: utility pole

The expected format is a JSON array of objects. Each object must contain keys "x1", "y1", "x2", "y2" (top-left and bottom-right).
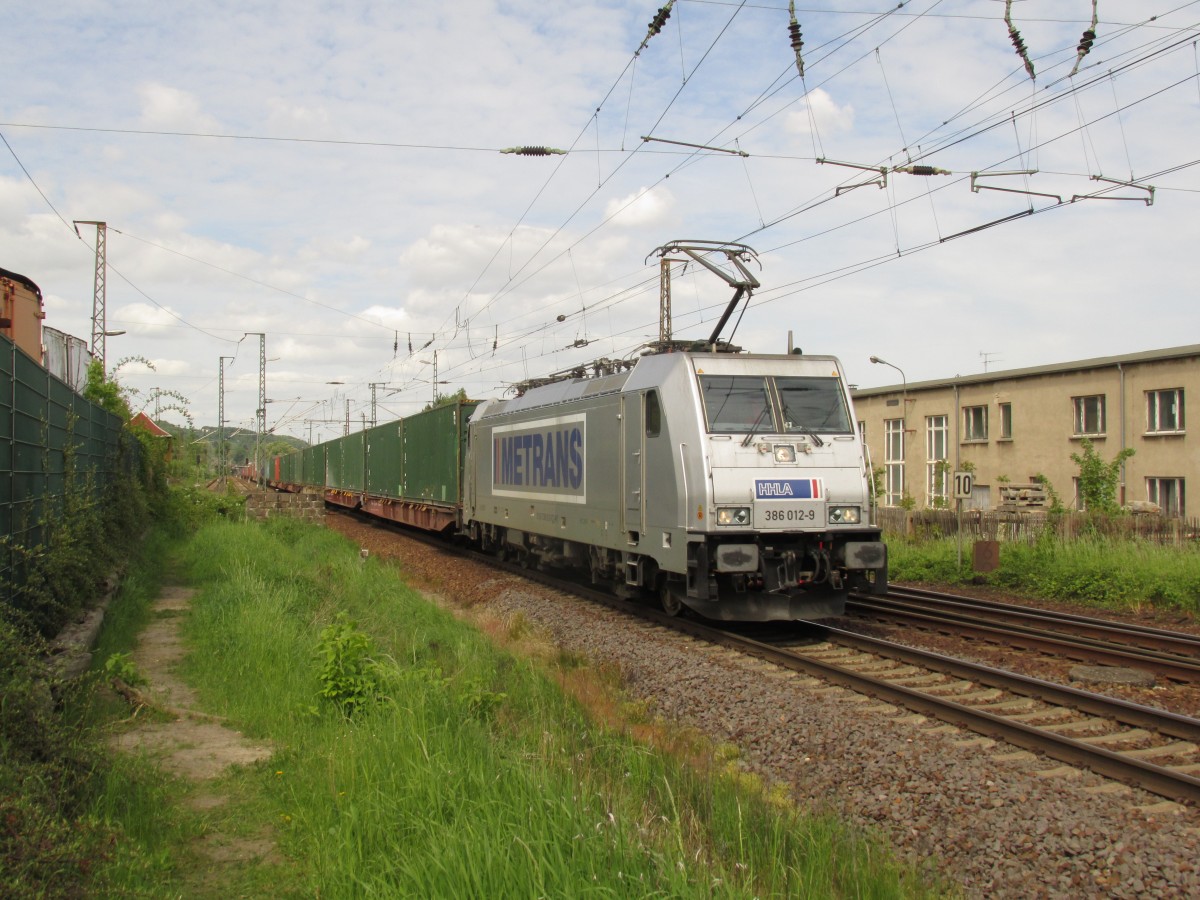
[
  {"x1": 369, "y1": 382, "x2": 384, "y2": 428},
  {"x1": 72, "y1": 220, "x2": 108, "y2": 371},
  {"x1": 219, "y1": 356, "x2": 234, "y2": 482},
  {"x1": 244, "y1": 333, "x2": 266, "y2": 484},
  {"x1": 658, "y1": 256, "x2": 672, "y2": 342},
  {"x1": 344, "y1": 398, "x2": 350, "y2": 436},
  {"x1": 431, "y1": 351, "x2": 437, "y2": 406}
]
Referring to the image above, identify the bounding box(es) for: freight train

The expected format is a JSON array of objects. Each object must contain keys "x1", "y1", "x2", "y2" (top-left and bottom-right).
[{"x1": 264, "y1": 348, "x2": 887, "y2": 622}]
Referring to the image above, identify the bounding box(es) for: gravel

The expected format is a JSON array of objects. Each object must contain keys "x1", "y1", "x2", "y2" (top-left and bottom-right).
[{"x1": 329, "y1": 512, "x2": 1200, "y2": 898}]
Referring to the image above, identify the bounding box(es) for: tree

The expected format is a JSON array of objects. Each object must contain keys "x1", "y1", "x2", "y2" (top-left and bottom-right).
[
  {"x1": 423, "y1": 387, "x2": 469, "y2": 412},
  {"x1": 82, "y1": 358, "x2": 132, "y2": 420},
  {"x1": 1070, "y1": 437, "x2": 1134, "y2": 515}
]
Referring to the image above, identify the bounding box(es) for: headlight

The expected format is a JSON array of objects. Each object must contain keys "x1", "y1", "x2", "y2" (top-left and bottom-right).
[
  {"x1": 773, "y1": 444, "x2": 796, "y2": 463},
  {"x1": 827, "y1": 506, "x2": 861, "y2": 524},
  {"x1": 716, "y1": 507, "x2": 751, "y2": 526}
]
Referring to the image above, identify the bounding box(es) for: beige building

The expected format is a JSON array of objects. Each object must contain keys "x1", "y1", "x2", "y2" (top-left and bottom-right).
[{"x1": 851, "y1": 345, "x2": 1196, "y2": 517}]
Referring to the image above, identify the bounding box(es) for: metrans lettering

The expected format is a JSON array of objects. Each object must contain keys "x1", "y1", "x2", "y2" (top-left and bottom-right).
[
  {"x1": 492, "y1": 415, "x2": 586, "y2": 502},
  {"x1": 754, "y1": 478, "x2": 823, "y2": 500}
]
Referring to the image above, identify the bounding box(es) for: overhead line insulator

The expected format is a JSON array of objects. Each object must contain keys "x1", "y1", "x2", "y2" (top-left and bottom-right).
[
  {"x1": 788, "y1": 1, "x2": 805, "y2": 78},
  {"x1": 1004, "y1": 0, "x2": 1036, "y2": 81},
  {"x1": 500, "y1": 146, "x2": 566, "y2": 156},
  {"x1": 893, "y1": 165, "x2": 951, "y2": 176},
  {"x1": 636, "y1": 0, "x2": 675, "y2": 55},
  {"x1": 1069, "y1": 3, "x2": 1100, "y2": 77}
]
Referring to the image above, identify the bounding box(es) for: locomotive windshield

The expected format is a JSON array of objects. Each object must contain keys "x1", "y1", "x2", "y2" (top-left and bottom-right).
[
  {"x1": 699, "y1": 376, "x2": 773, "y2": 433},
  {"x1": 776, "y1": 376, "x2": 853, "y2": 434},
  {"x1": 698, "y1": 374, "x2": 851, "y2": 435}
]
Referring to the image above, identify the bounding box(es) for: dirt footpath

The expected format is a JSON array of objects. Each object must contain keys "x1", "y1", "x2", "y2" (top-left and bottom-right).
[{"x1": 108, "y1": 585, "x2": 279, "y2": 879}]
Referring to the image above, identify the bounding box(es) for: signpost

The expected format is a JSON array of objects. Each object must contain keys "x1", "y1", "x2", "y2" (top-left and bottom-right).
[{"x1": 954, "y1": 470, "x2": 973, "y2": 568}]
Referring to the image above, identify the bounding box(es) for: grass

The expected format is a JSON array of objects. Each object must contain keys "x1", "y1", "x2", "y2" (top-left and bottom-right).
[
  {"x1": 77, "y1": 514, "x2": 938, "y2": 898},
  {"x1": 887, "y1": 533, "x2": 1200, "y2": 613}
]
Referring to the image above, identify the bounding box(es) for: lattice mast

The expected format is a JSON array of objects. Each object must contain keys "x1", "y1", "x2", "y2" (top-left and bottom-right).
[
  {"x1": 658, "y1": 257, "x2": 672, "y2": 342},
  {"x1": 73, "y1": 220, "x2": 108, "y2": 371}
]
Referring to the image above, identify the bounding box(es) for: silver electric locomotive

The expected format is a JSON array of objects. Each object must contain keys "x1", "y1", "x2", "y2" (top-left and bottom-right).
[{"x1": 463, "y1": 349, "x2": 887, "y2": 621}]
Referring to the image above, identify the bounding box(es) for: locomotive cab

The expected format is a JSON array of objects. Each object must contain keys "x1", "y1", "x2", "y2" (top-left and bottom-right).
[{"x1": 625, "y1": 351, "x2": 887, "y2": 621}]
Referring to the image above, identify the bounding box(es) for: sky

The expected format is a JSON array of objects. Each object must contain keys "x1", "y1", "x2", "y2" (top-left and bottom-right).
[{"x1": 2, "y1": 1, "x2": 1197, "y2": 443}]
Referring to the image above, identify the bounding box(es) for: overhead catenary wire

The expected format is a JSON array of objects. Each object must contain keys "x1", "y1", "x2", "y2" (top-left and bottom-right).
[{"x1": 7, "y1": 4, "x2": 1199, "y2": 433}]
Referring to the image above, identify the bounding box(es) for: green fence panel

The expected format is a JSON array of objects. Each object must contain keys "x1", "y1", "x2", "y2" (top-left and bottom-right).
[{"x1": 2, "y1": 335, "x2": 133, "y2": 601}]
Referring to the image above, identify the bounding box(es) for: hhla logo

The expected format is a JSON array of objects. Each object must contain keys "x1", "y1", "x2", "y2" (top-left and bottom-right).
[{"x1": 754, "y1": 479, "x2": 822, "y2": 500}]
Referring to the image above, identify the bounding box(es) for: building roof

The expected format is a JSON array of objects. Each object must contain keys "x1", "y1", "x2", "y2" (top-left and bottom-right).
[
  {"x1": 128, "y1": 411, "x2": 172, "y2": 438},
  {"x1": 0, "y1": 266, "x2": 44, "y2": 302},
  {"x1": 851, "y1": 344, "x2": 1200, "y2": 398}
]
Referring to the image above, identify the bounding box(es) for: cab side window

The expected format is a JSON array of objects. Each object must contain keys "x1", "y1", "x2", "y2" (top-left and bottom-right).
[{"x1": 645, "y1": 390, "x2": 662, "y2": 438}]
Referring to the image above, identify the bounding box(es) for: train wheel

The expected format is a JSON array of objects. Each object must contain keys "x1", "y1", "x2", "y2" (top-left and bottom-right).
[{"x1": 660, "y1": 583, "x2": 686, "y2": 617}]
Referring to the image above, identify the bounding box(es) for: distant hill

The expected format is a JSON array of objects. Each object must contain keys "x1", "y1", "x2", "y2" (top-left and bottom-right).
[{"x1": 155, "y1": 422, "x2": 308, "y2": 466}]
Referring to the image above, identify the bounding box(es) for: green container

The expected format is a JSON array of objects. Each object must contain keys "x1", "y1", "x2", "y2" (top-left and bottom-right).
[
  {"x1": 399, "y1": 401, "x2": 479, "y2": 505},
  {"x1": 324, "y1": 436, "x2": 344, "y2": 489},
  {"x1": 301, "y1": 444, "x2": 324, "y2": 487},
  {"x1": 342, "y1": 431, "x2": 365, "y2": 492},
  {"x1": 365, "y1": 420, "x2": 403, "y2": 498},
  {"x1": 325, "y1": 431, "x2": 367, "y2": 493}
]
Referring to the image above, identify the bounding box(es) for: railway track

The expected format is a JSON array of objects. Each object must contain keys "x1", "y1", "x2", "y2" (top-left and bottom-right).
[
  {"x1": 847, "y1": 586, "x2": 1200, "y2": 683},
  {"x1": 478, "y1": 557, "x2": 1200, "y2": 805},
  {"x1": 338, "y1": 512, "x2": 1200, "y2": 806}
]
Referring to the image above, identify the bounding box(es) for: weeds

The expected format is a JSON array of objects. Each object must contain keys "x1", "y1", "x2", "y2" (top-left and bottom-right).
[
  {"x1": 315, "y1": 613, "x2": 384, "y2": 716},
  {"x1": 168, "y1": 518, "x2": 935, "y2": 897},
  {"x1": 889, "y1": 533, "x2": 1200, "y2": 613}
]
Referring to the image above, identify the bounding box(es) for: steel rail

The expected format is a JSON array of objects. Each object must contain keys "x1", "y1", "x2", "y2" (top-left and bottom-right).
[
  {"x1": 846, "y1": 596, "x2": 1200, "y2": 683},
  {"x1": 469, "y1": 552, "x2": 1200, "y2": 805},
  {"x1": 330, "y1": 511, "x2": 1200, "y2": 805},
  {"x1": 881, "y1": 586, "x2": 1200, "y2": 655},
  {"x1": 680, "y1": 620, "x2": 1200, "y2": 805},
  {"x1": 811, "y1": 624, "x2": 1200, "y2": 744}
]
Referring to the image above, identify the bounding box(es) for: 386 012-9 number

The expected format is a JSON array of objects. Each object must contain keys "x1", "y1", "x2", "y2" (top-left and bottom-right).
[{"x1": 762, "y1": 507, "x2": 816, "y2": 523}]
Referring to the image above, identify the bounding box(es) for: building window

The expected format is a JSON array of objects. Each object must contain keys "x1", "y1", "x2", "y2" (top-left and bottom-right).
[
  {"x1": 963, "y1": 405, "x2": 988, "y2": 442},
  {"x1": 1147, "y1": 477, "x2": 1185, "y2": 517},
  {"x1": 1072, "y1": 477, "x2": 1086, "y2": 511},
  {"x1": 999, "y1": 402, "x2": 1013, "y2": 440},
  {"x1": 1073, "y1": 395, "x2": 1106, "y2": 436},
  {"x1": 884, "y1": 418, "x2": 904, "y2": 507},
  {"x1": 926, "y1": 415, "x2": 948, "y2": 507},
  {"x1": 1146, "y1": 389, "x2": 1184, "y2": 434}
]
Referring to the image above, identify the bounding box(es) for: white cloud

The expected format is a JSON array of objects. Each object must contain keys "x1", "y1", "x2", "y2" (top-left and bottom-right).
[
  {"x1": 784, "y1": 89, "x2": 854, "y2": 137},
  {"x1": 603, "y1": 186, "x2": 674, "y2": 227},
  {"x1": 0, "y1": 3, "x2": 1195, "y2": 429},
  {"x1": 136, "y1": 83, "x2": 220, "y2": 132}
]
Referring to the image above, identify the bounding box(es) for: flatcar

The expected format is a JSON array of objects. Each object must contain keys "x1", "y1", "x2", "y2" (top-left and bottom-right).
[{"x1": 265, "y1": 348, "x2": 886, "y2": 622}]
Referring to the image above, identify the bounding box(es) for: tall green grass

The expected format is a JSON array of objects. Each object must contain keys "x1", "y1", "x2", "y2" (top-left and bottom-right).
[
  {"x1": 169, "y1": 517, "x2": 937, "y2": 897},
  {"x1": 888, "y1": 535, "x2": 1200, "y2": 612}
]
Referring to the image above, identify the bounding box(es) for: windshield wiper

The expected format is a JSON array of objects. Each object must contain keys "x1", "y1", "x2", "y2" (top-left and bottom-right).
[
  {"x1": 740, "y1": 406, "x2": 772, "y2": 447},
  {"x1": 782, "y1": 406, "x2": 825, "y2": 446}
]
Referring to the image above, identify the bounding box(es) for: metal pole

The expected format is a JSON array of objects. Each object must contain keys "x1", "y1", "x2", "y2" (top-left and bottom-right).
[
  {"x1": 957, "y1": 502, "x2": 964, "y2": 569},
  {"x1": 219, "y1": 356, "x2": 234, "y2": 482},
  {"x1": 73, "y1": 221, "x2": 107, "y2": 373},
  {"x1": 659, "y1": 257, "x2": 671, "y2": 342},
  {"x1": 257, "y1": 333, "x2": 265, "y2": 484},
  {"x1": 241, "y1": 333, "x2": 266, "y2": 484}
]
